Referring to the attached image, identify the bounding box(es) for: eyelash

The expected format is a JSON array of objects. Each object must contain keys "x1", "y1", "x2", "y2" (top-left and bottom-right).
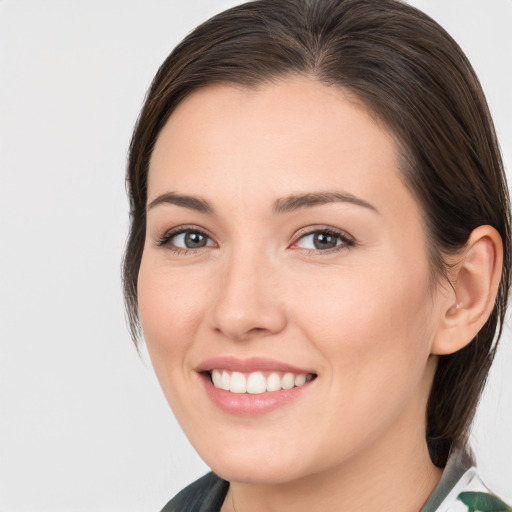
[
  {"x1": 156, "y1": 226, "x2": 214, "y2": 255},
  {"x1": 156, "y1": 226, "x2": 355, "y2": 255},
  {"x1": 290, "y1": 227, "x2": 355, "y2": 254}
]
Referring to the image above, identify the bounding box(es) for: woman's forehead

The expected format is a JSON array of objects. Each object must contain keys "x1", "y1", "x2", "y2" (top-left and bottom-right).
[{"x1": 148, "y1": 78, "x2": 401, "y2": 202}]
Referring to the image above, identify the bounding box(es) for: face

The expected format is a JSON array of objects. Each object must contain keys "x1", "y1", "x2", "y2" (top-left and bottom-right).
[{"x1": 138, "y1": 78, "x2": 445, "y2": 484}]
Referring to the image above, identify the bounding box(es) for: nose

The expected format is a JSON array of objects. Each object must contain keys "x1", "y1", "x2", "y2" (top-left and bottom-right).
[{"x1": 210, "y1": 250, "x2": 287, "y2": 342}]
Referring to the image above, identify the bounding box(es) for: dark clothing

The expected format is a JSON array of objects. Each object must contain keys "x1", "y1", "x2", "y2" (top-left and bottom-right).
[{"x1": 160, "y1": 472, "x2": 228, "y2": 512}]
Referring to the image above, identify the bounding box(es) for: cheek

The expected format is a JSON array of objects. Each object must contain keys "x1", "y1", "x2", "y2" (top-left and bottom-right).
[
  {"x1": 290, "y1": 258, "x2": 435, "y2": 385},
  {"x1": 289, "y1": 264, "x2": 436, "y2": 447},
  {"x1": 137, "y1": 258, "x2": 208, "y2": 374}
]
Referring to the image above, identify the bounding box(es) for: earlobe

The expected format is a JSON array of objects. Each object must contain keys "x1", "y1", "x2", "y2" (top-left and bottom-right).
[{"x1": 431, "y1": 225, "x2": 503, "y2": 356}]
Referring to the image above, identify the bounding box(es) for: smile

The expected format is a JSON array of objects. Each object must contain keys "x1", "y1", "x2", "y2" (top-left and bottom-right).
[
  {"x1": 197, "y1": 357, "x2": 318, "y2": 415},
  {"x1": 210, "y1": 370, "x2": 316, "y2": 394}
]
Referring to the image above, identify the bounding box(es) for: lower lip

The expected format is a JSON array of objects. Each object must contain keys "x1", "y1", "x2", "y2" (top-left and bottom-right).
[{"x1": 200, "y1": 373, "x2": 314, "y2": 416}]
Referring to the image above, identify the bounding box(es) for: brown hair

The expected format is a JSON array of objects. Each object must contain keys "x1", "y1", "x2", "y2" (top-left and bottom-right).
[{"x1": 123, "y1": 0, "x2": 511, "y2": 467}]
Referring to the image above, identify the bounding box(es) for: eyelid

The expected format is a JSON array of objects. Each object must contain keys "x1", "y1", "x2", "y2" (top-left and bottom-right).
[
  {"x1": 290, "y1": 226, "x2": 355, "y2": 252},
  {"x1": 156, "y1": 225, "x2": 217, "y2": 251},
  {"x1": 155, "y1": 224, "x2": 354, "y2": 254}
]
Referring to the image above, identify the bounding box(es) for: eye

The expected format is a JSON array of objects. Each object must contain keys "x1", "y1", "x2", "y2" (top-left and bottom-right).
[
  {"x1": 293, "y1": 229, "x2": 354, "y2": 251},
  {"x1": 157, "y1": 228, "x2": 215, "y2": 252}
]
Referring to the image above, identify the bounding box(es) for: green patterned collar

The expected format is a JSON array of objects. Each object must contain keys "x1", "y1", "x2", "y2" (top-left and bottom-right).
[
  {"x1": 420, "y1": 447, "x2": 511, "y2": 512},
  {"x1": 420, "y1": 446, "x2": 473, "y2": 512}
]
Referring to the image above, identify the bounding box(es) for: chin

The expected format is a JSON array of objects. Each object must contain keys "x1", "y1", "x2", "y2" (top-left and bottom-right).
[
  {"x1": 195, "y1": 435, "x2": 318, "y2": 485},
  {"x1": 210, "y1": 457, "x2": 305, "y2": 485}
]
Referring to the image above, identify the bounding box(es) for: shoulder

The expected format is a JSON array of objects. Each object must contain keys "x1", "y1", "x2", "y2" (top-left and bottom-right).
[
  {"x1": 160, "y1": 472, "x2": 229, "y2": 512},
  {"x1": 422, "y1": 447, "x2": 511, "y2": 512},
  {"x1": 436, "y1": 469, "x2": 511, "y2": 512}
]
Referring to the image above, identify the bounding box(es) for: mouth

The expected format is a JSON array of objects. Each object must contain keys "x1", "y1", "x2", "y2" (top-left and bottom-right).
[
  {"x1": 196, "y1": 357, "x2": 317, "y2": 415},
  {"x1": 207, "y1": 369, "x2": 316, "y2": 394}
]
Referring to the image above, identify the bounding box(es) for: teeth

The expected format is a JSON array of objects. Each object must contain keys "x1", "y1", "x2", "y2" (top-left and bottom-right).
[
  {"x1": 221, "y1": 370, "x2": 230, "y2": 391},
  {"x1": 230, "y1": 372, "x2": 247, "y2": 393},
  {"x1": 266, "y1": 372, "x2": 281, "y2": 392},
  {"x1": 281, "y1": 372, "x2": 295, "y2": 390},
  {"x1": 211, "y1": 369, "x2": 223, "y2": 388},
  {"x1": 210, "y1": 370, "x2": 314, "y2": 393},
  {"x1": 294, "y1": 374, "x2": 306, "y2": 386},
  {"x1": 247, "y1": 372, "x2": 267, "y2": 394}
]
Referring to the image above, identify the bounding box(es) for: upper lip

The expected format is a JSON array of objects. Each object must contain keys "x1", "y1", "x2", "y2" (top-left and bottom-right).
[{"x1": 196, "y1": 356, "x2": 315, "y2": 374}]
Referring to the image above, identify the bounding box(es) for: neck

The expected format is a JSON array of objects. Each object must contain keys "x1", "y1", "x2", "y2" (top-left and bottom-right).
[{"x1": 223, "y1": 433, "x2": 442, "y2": 512}]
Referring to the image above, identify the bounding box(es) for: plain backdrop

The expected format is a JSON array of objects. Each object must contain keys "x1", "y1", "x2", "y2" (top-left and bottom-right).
[{"x1": 0, "y1": 1, "x2": 511, "y2": 511}]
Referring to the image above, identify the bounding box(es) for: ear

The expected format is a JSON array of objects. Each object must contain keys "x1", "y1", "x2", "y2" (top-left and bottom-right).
[{"x1": 431, "y1": 225, "x2": 503, "y2": 356}]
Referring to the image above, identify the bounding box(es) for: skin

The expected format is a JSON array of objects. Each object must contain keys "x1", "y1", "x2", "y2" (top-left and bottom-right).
[{"x1": 138, "y1": 77, "x2": 457, "y2": 511}]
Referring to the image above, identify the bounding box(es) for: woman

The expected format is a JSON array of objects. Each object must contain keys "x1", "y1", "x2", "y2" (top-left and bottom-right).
[{"x1": 123, "y1": 0, "x2": 511, "y2": 510}]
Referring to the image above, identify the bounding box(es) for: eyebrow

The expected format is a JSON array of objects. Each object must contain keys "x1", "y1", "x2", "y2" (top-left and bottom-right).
[
  {"x1": 272, "y1": 191, "x2": 378, "y2": 214},
  {"x1": 147, "y1": 192, "x2": 214, "y2": 214},
  {"x1": 147, "y1": 190, "x2": 378, "y2": 215}
]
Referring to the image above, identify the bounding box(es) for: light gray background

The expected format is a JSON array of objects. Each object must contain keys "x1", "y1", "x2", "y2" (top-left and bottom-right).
[{"x1": 0, "y1": 1, "x2": 510, "y2": 511}]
